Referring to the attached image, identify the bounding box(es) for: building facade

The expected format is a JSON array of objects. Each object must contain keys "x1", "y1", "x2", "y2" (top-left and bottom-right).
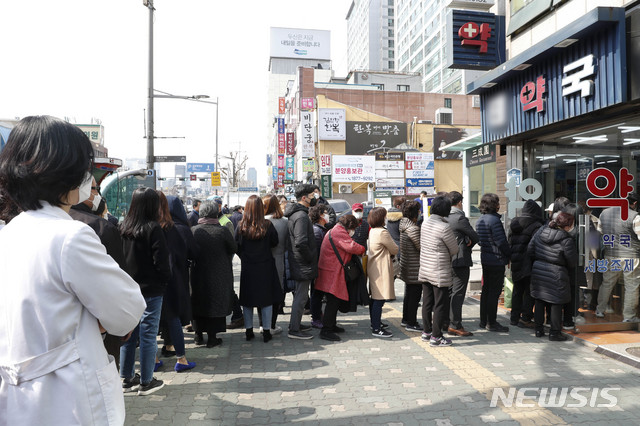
[{"x1": 346, "y1": 0, "x2": 397, "y2": 72}]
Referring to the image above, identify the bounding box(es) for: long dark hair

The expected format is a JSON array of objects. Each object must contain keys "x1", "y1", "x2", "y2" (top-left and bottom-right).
[
  {"x1": 0, "y1": 116, "x2": 94, "y2": 218},
  {"x1": 263, "y1": 194, "x2": 284, "y2": 219},
  {"x1": 156, "y1": 190, "x2": 174, "y2": 230},
  {"x1": 120, "y1": 187, "x2": 160, "y2": 238},
  {"x1": 237, "y1": 195, "x2": 269, "y2": 239}
]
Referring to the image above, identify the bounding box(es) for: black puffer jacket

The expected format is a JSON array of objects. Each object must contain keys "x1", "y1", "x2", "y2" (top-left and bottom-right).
[
  {"x1": 284, "y1": 202, "x2": 318, "y2": 281},
  {"x1": 528, "y1": 225, "x2": 577, "y2": 304},
  {"x1": 399, "y1": 218, "x2": 421, "y2": 284},
  {"x1": 476, "y1": 212, "x2": 511, "y2": 266},
  {"x1": 508, "y1": 199, "x2": 544, "y2": 281}
]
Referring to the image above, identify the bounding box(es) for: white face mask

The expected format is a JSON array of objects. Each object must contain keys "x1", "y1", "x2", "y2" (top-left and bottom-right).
[
  {"x1": 353, "y1": 211, "x2": 363, "y2": 219},
  {"x1": 91, "y1": 194, "x2": 102, "y2": 212},
  {"x1": 349, "y1": 230, "x2": 355, "y2": 237},
  {"x1": 77, "y1": 173, "x2": 92, "y2": 203},
  {"x1": 322, "y1": 213, "x2": 330, "y2": 223},
  {"x1": 314, "y1": 192, "x2": 320, "y2": 199}
]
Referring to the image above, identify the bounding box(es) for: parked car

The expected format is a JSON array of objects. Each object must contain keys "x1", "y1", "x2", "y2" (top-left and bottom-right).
[{"x1": 327, "y1": 199, "x2": 351, "y2": 217}]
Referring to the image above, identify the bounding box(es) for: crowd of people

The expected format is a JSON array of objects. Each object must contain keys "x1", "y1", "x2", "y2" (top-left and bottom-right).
[{"x1": 2, "y1": 115, "x2": 638, "y2": 423}]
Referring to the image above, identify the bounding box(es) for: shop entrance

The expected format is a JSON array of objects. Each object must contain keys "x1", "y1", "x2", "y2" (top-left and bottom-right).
[{"x1": 528, "y1": 119, "x2": 640, "y2": 332}]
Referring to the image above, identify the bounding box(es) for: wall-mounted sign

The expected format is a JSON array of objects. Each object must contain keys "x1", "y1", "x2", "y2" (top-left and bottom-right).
[
  {"x1": 405, "y1": 152, "x2": 435, "y2": 163},
  {"x1": 187, "y1": 163, "x2": 215, "y2": 173},
  {"x1": 286, "y1": 132, "x2": 295, "y2": 156},
  {"x1": 375, "y1": 187, "x2": 406, "y2": 196},
  {"x1": 210, "y1": 172, "x2": 221, "y2": 187},
  {"x1": 375, "y1": 169, "x2": 405, "y2": 179},
  {"x1": 520, "y1": 75, "x2": 546, "y2": 114},
  {"x1": 301, "y1": 97, "x2": 315, "y2": 110},
  {"x1": 299, "y1": 111, "x2": 315, "y2": 157},
  {"x1": 320, "y1": 154, "x2": 331, "y2": 175},
  {"x1": 405, "y1": 169, "x2": 435, "y2": 179},
  {"x1": 285, "y1": 157, "x2": 295, "y2": 180},
  {"x1": 375, "y1": 152, "x2": 405, "y2": 161},
  {"x1": 302, "y1": 159, "x2": 316, "y2": 172},
  {"x1": 375, "y1": 161, "x2": 404, "y2": 170},
  {"x1": 376, "y1": 178, "x2": 405, "y2": 188},
  {"x1": 346, "y1": 122, "x2": 407, "y2": 155},
  {"x1": 446, "y1": 9, "x2": 505, "y2": 70},
  {"x1": 332, "y1": 155, "x2": 375, "y2": 182},
  {"x1": 277, "y1": 154, "x2": 285, "y2": 169},
  {"x1": 278, "y1": 118, "x2": 285, "y2": 134},
  {"x1": 506, "y1": 168, "x2": 522, "y2": 186},
  {"x1": 321, "y1": 175, "x2": 332, "y2": 198},
  {"x1": 270, "y1": 27, "x2": 331, "y2": 60},
  {"x1": 318, "y1": 108, "x2": 346, "y2": 140},
  {"x1": 278, "y1": 97, "x2": 285, "y2": 114},
  {"x1": 562, "y1": 54, "x2": 596, "y2": 98},
  {"x1": 406, "y1": 178, "x2": 435, "y2": 187},
  {"x1": 465, "y1": 143, "x2": 496, "y2": 167},
  {"x1": 433, "y1": 128, "x2": 465, "y2": 160}
]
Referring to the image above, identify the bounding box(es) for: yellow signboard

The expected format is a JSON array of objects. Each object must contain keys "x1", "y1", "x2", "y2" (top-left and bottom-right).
[{"x1": 211, "y1": 172, "x2": 221, "y2": 187}]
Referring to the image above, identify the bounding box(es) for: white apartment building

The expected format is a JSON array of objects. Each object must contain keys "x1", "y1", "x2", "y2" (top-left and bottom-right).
[
  {"x1": 395, "y1": 0, "x2": 487, "y2": 93},
  {"x1": 346, "y1": 0, "x2": 396, "y2": 72}
]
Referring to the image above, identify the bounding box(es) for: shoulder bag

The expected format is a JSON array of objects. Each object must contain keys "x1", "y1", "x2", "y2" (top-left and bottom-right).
[{"x1": 329, "y1": 231, "x2": 361, "y2": 282}]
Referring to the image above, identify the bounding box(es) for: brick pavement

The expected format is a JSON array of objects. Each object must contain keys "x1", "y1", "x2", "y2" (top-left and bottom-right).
[{"x1": 124, "y1": 266, "x2": 640, "y2": 425}]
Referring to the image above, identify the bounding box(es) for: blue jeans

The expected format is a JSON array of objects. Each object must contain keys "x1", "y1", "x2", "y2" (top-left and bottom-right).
[
  {"x1": 120, "y1": 295, "x2": 163, "y2": 385},
  {"x1": 369, "y1": 299, "x2": 385, "y2": 331},
  {"x1": 166, "y1": 315, "x2": 185, "y2": 358},
  {"x1": 243, "y1": 305, "x2": 272, "y2": 330}
]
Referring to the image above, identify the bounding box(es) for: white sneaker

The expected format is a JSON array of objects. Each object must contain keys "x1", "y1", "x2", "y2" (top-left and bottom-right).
[
  {"x1": 605, "y1": 307, "x2": 615, "y2": 314},
  {"x1": 623, "y1": 317, "x2": 640, "y2": 323},
  {"x1": 271, "y1": 326, "x2": 283, "y2": 335},
  {"x1": 595, "y1": 310, "x2": 605, "y2": 318}
]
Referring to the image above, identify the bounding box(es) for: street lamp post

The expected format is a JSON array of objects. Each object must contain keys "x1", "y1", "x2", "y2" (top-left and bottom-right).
[{"x1": 144, "y1": 0, "x2": 219, "y2": 183}]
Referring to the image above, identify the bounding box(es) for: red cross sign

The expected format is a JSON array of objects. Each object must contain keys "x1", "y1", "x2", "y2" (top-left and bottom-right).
[
  {"x1": 458, "y1": 22, "x2": 491, "y2": 54},
  {"x1": 520, "y1": 75, "x2": 546, "y2": 113}
]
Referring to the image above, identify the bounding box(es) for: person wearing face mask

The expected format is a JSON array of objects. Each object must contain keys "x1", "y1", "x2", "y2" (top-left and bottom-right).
[
  {"x1": 528, "y1": 211, "x2": 578, "y2": 341},
  {"x1": 69, "y1": 176, "x2": 128, "y2": 368},
  {"x1": 311, "y1": 185, "x2": 337, "y2": 229},
  {"x1": 0, "y1": 116, "x2": 145, "y2": 424},
  {"x1": 350, "y1": 203, "x2": 370, "y2": 249},
  {"x1": 309, "y1": 204, "x2": 329, "y2": 329},
  {"x1": 284, "y1": 184, "x2": 319, "y2": 339}
]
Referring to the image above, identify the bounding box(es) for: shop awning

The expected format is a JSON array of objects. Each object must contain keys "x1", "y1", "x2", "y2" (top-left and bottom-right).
[
  {"x1": 466, "y1": 7, "x2": 626, "y2": 95},
  {"x1": 439, "y1": 132, "x2": 483, "y2": 152}
]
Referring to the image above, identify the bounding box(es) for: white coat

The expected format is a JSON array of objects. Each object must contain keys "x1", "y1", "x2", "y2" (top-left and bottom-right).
[{"x1": 0, "y1": 203, "x2": 146, "y2": 425}]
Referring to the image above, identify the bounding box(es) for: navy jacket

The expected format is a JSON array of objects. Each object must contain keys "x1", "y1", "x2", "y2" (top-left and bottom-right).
[{"x1": 476, "y1": 212, "x2": 511, "y2": 266}]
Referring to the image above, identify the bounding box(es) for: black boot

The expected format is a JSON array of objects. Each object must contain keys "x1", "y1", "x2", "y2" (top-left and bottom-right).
[
  {"x1": 263, "y1": 329, "x2": 272, "y2": 343},
  {"x1": 245, "y1": 328, "x2": 255, "y2": 341},
  {"x1": 549, "y1": 333, "x2": 568, "y2": 342},
  {"x1": 194, "y1": 333, "x2": 205, "y2": 346}
]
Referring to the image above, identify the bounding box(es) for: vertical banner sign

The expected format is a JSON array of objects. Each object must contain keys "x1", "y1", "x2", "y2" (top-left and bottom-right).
[
  {"x1": 278, "y1": 133, "x2": 286, "y2": 154},
  {"x1": 321, "y1": 175, "x2": 332, "y2": 198},
  {"x1": 285, "y1": 157, "x2": 295, "y2": 180},
  {"x1": 286, "y1": 132, "x2": 295, "y2": 155},
  {"x1": 277, "y1": 154, "x2": 285, "y2": 169},
  {"x1": 277, "y1": 171, "x2": 285, "y2": 188},
  {"x1": 278, "y1": 118, "x2": 285, "y2": 134},
  {"x1": 272, "y1": 166, "x2": 277, "y2": 182},
  {"x1": 318, "y1": 108, "x2": 346, "y2": 140},
  {"x1": 299, "y1": 111, "x2": 316, "y2": 158},
  {"x1": 278, "y1": 97, "x2": 285, "y2": 115},
  {"x1": 301, "y1": 97, "x2": 315, "y2": 110},
  {"x1": 320, "y1": 154, "x2": 332, "y2": 175}
]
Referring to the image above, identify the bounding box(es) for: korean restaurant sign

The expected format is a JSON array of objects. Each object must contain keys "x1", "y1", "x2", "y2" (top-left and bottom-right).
[
  {"x1": 445, "y1": 10, "x2": 505, "y2": 70},
  {"x1": 480, "y1": 17, "x2": 626, "y2": 143},
  {"x1": 318, "y1": 109, "x2": 346, "y2": 140},
  {"x1": 332, "y1": 155, "x2": 375, "y2": 183},
  {"x1": 345, "y1": 121, "x2": 407, "y2": 155},
  {"x1": 298, "y1": 111, "x2": 315, "y2": 158},
  {"x1": 301, "y1": 97, "x2": 315, "y2": 110}
]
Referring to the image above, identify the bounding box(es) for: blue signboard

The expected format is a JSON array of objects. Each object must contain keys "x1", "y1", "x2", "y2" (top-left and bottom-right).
[
  {"x1": 285, "y1": 157, "x2": 295, "y2": 180},
  {"x1": 238, "y1": 187, "x2": 258, "y2": 192},
  {"x1": 187, "y1": 163, "x2": 215, "y2": 173},
  {"x1": 446, "y1": 10, "x2": 505, "y2": 71},
  {"x1": 272, "y1": 166, "x2": 278, "y2": 181},
  {"x1": 507, "y1": 168, "x2": 521, "y2": 185},
  {"x1": 278, "y1": 118, "x2": 285, "y2": 134},
  {"x1": 406, "y1": 178, "x2": 434, "y2": 187}
]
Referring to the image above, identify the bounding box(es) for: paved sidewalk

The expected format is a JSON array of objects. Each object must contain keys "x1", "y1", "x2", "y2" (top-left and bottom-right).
[{"x1": 124, "y1": 266, "x2": 640, "y2": 425}]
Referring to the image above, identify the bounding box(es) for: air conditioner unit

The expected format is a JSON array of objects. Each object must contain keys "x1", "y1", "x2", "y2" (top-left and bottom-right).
[
  {"x1": 472, "y1": 95, "x2": 481, "y2": 108},
  {"x1": 339, "y1": 184, "x2": 352, "y2": 194},
  {"x1": 435, "y1": 108, "x2": 453, "y2": 125}
]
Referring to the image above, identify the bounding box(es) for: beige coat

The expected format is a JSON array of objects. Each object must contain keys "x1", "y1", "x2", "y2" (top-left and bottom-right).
[
  {"x1": 418, "y1": 213, "x2": 459, "y2": 287},
  {"x1": 367, "y1": 227, "x2": 399, "y2": 300}
]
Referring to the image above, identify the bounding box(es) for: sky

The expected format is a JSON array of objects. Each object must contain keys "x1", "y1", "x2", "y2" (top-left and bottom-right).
[{"x1": 0, "y1": 0, "x2": 350, "y2": 184}]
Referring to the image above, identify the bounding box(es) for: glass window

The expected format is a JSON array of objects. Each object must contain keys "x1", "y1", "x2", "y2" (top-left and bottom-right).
[
  {"x1": 444, "y1": 98, "x2": 452, "y2": 108},
  {"x1": 468, "y1": 162, "x2": 496, "y2": 217},
  {"x1": 388, "y1": 39, "x2": 395, "y2": 48},
  {"x1": 397, "y1": 84, "x2": 410, "y2": 91},
  {"x1": 372, "y1": 83, "x2": 384, "y2": 90},
  {"x1": 388, "y1": 60, "x2": 395, "y2": 69}
]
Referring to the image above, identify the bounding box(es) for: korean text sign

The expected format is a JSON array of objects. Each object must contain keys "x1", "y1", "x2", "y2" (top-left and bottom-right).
[
  {"x1": 318, "y1": 108, "x2": 346, "y2": 140},
  {"x1": 586, "y1": 168, "x2": 634, "y2": 220},
  {"x1": 299, "y1": 111, "x2": 315, "y2": 158},
  {"x1": 332, "y1": 155, "x2": 375, "y2": 183}
]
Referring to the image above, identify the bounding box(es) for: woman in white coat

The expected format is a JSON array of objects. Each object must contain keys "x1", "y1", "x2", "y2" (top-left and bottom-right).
[{"x1": 0, "y1": 116, "x2": 146, "y2": 425}]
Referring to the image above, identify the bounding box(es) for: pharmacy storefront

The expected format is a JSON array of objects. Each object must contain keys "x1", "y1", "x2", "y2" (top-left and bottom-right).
[{"x1": 467, "y1": 7, "x2": 640, "y2": 332}]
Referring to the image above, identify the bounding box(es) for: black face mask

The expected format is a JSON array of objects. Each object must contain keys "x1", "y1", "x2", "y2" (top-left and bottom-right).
[
  {"x1": 308, "y1": 197, "x2": 318, "y2": 207},
  {"x1": 96, "y1": 198, "x2": 107, "y2": 217}
]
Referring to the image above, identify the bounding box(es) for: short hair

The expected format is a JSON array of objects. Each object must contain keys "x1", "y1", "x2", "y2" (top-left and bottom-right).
[
  {"x1": 562, "y1": 203, "x2": 583, "y2": 221},
  {"x1": 308, "y1": 204, "x2": 327, "y2": 223},
  {"x1": 120, "y1": 187, "x2": 160, "y2": 238},
  {"x1": 552, "y1": 197, "x2": 570, "y2": 214},
  {"x1": 479, "y1": 193, "x2": 500, "y2": 214},
  {"x1": 420, "y1": 191, "x2": 428, "y2": 196},
  {"x1": 192, "y1": 199, "x2": 202, "y2": 208},
  {"x1": 430, "y1": 195, "x2": 452, "y2": 217},
  {"x1": 311, "y1": 185, "x2": 320, "y2": 192},
  {"x1": 338, "y1": 214, "x2": 359, "y2": 230},
  {"x1": 367, "y1": 207, "x2": 387, "y2": 228},
  {"x1": 448, "y1": 191, "x2": 463, "y2": 206},
  {"x1": 393, "y1": 196, "x2": 406, "y2": 208},
  {"x1": 295, "y1": 184, "x2": 316, "y2": 201},
  {"x1": 402, "y1": 200, "x2": 421, "y2": 220},
  {"x1": 263, "y1": 194, "x2": 283, "y2": 219},
  {"x1": 199, "y1": 201, "x2": 219, "y2": 219},
  {"x1": 0, "y1": 116, "x2": 94, "y2": 212},
  {"x1": 550, "y1": 211, "x2": 575, "y2": 229}
]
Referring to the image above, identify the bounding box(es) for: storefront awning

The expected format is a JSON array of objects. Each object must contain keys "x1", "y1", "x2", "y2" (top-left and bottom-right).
[
  {"x1": 467, "y1": 7, "x2": 626, "y2": 95},
  {"x1": 439, "y1": 132, "x2": 483, "y2": 152}
]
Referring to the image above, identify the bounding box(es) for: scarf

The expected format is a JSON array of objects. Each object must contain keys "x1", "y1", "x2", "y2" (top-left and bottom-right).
[{"x1": 198, "y1": 217, "x2": 219, "y2": 225}]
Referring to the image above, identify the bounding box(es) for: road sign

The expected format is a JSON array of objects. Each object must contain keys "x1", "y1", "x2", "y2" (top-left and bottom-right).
[
  {"x1": 406, "y1": 178, "x2": 434, "y2": 187},
  {"x1": 190, "y1": 174, "x2": 197, "y2": 181},
  {"x1": 154, "y1": 155, "x2": 186, "y2": 162},
  {"x1": 238, "y1": 187, "x2": 258, "y2": 192},
  {"x1": 507, "y1": 168, "x2": 522, "y2": 186},
  {"x1": 187, "y1": 163, "x2": 215, "y2": 173},
  {"x1": 210, "y1": 172, "x2": 221, "y2": 187}
]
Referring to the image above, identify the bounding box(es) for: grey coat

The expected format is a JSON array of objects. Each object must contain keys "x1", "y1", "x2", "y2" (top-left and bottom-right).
[
  {"x1": 446, "y1": 206, "x2": 479, "y2": 268},
  {"x1": 190, "y1": 224, "x2": 237, "y2": 318},
  {"x1": 418, "y1": 214, "x2": 459, "y2": 287},
  {"x1": 399, "y1": 218, "x2": 421, "y2": 284}
]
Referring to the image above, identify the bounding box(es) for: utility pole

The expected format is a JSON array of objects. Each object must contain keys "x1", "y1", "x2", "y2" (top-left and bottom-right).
[{"x1": 145, "y1": 0, "x2": 155, "y2": 172}]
